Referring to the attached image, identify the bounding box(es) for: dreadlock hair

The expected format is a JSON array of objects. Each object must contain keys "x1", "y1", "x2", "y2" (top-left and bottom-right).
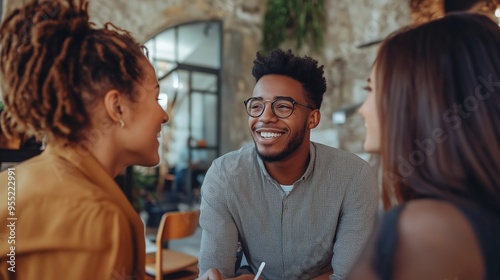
[
  {"x1": 252, "y1": 49, "x2": 327, "y2": 109},
  {"x1": 0, "y1": 0, "x2": 146, "y2": 143}
]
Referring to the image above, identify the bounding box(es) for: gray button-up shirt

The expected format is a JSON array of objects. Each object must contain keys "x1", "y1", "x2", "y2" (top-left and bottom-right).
[{"x1": 198, "y1": 142, "x2": 379, "y2": 280}]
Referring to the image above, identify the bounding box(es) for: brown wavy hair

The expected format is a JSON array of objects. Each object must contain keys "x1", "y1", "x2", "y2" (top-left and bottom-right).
[
  {"x1": 0, "y1": 0, "x2": 146, "y2": 143},
  {"x1": 375, "y1": 13, "x2": 500, "y2": 214}
]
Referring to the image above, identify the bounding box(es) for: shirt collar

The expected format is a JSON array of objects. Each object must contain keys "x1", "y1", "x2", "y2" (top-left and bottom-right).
[{"x1": 256, "y1": 142, "x2": 317, "y2": 183}]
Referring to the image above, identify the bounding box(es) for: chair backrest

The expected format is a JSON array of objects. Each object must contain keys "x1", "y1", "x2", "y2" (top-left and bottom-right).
[
  {"x1": 154, "y1": 210, "x2": 200, "y2": 278},
  {"x1": 156, "y1": 210, "x2": 200, "y2": 242}
]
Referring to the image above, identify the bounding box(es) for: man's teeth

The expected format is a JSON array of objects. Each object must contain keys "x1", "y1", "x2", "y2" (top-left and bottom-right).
[{"x1": 260, "y1": 132, "x2": 282, "y2": 138}]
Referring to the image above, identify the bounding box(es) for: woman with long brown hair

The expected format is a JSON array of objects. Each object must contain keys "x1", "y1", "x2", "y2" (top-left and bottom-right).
[
  {"x1": 0, "y1": 0, "x2": 168, "y2": 279},
  {"x1": 350, "y1": 12, "x2": 500, "y2": 280}
]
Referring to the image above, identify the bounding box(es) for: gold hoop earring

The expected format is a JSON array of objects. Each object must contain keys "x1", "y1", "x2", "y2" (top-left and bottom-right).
[{"x1": 118, "y1": 120, "x2": 125, "y2": 128}]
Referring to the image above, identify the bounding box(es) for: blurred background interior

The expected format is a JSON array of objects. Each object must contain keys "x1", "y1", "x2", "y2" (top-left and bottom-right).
[{"x1": 1, "y1": 0, "x2": 499, "y2": 278}]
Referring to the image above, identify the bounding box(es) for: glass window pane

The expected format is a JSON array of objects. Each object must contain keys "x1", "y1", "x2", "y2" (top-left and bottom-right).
[
  {"x1": 155, "y1": 61, "x2": 176, "y2": 79},
  {"x1": 159, "y1": 70, "x2": 189, "y2": 108},
  {"x1": 191, "y1": 92, "x2": 217, "y2": 147},
  {"x1": 178, "y1": 22, "x2": 220, "y2": 68},
  {"x1": 191, "y1": 148, "x2": 217, "y2": 168},
  {"x1": 160, "y1": 70, "x2": 189, "y2": 166},
  {"x1": 155, "y1": 29, "x2": 176, "y2": 61},
  {"x1": 192, "y1": 72, "x2": 217, "y2": 92}
]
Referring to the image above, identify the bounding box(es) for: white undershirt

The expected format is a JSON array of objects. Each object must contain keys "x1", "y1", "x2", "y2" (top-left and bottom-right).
[{"x1": 280, "y1": 184, "x2": 294, "y2": 196}]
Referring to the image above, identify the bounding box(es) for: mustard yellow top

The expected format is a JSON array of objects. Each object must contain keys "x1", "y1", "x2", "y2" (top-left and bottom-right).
[{"x1": 0, "y1": 143, "x2": 145, "y2": 279}]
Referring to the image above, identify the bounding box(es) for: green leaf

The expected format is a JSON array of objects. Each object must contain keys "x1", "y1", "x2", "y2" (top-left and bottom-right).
[{"x1": 261, "y1": 0, "x2": 325, "y2": 53}]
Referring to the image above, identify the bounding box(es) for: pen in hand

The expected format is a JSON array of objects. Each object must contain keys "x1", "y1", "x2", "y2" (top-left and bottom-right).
[{"x1": 253, "y1": 262, "x2": 266, "y2": 280}]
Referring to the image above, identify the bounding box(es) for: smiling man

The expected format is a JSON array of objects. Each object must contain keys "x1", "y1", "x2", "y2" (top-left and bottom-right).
[{"x1": 198, "y1": 49, "x2": 379, "y2": 280}]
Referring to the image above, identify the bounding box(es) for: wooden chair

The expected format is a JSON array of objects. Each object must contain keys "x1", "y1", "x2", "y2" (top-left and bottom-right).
[{"x1": 145, "y1": 210, "x2": 200, "y2": 280}]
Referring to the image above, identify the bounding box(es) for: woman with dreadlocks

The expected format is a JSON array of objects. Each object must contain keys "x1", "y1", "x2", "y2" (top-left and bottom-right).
[{"x1": 0, "y1": 0, "x2": 168, "y2": 279}]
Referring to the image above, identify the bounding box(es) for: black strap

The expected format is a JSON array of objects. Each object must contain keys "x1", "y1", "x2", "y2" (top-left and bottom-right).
[
  {"x1": 372, "y1": 201, "x2": 500, "y2": 280},
  {"x1": 453, "y1": 204, "x2": 500, "y2": 280},
  {"x1": 372, "y1": 204, "x2": 406, "y2": 280}
]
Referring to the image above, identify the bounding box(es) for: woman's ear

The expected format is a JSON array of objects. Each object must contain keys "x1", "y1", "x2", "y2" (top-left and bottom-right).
[
  {"x1": 308, "y1": 110, "x2": 321, "y2": 129},
  {"x1": 103, "y1": 89, "x2": 126, "y2": 122}
]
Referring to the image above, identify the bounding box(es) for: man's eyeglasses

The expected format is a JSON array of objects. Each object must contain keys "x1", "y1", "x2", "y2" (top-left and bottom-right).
[{"x1": 244, "y1": 97, "x2": 315, "y2": 119}]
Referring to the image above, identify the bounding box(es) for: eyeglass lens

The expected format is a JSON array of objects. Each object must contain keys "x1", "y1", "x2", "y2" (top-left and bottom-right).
[{"x1": 246, "y1": 98, "x2": 294, "y2": 118}]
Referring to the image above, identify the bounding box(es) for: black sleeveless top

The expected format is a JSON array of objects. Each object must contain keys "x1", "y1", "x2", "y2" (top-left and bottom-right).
[{"x1": 373, "y1": 201, "x2": 500, "y2": 280}]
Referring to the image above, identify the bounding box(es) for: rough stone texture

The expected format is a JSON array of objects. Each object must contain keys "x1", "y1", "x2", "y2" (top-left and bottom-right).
[
  {"x1": 320, "y1": 0, "x2": 410, "y2": 153},
  {"x1": 410, "y1": 0, "x2": 499, "y2": 23},
  {"x1": 2, "y1": 0, "x2": 411, "y2": 155},
  {"x1": 410, "y1": 0, "x2": 444, "y2": 23}
]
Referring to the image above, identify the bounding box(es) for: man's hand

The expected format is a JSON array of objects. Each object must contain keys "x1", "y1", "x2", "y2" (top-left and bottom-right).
[{"x1": 197, "y1": 269, "x2": 261, "y2": 280}]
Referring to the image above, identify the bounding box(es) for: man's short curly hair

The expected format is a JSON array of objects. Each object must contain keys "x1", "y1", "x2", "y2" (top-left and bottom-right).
[{"x1": 252, "y1": 49, "x2": 327, "y2": 109}]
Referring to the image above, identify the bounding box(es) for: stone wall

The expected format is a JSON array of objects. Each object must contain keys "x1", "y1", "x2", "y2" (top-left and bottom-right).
[
  {"x1": 319, "y1": 0, "x2": 410, "y2": 153},
  {"x1": 2, "y1": 0, "x2": 411, "y2": 155},
  {"x1": 410, "y1": 0, "x2": 499, "y2": 23}
]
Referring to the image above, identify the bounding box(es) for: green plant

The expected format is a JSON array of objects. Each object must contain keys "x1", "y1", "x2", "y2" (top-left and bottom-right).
[
  {"x1": 261, "y1": 0, "x2": 325, "y2": 53},
  {"x1": 132, "y1": 166, "x2": 159, "y2": 212}
]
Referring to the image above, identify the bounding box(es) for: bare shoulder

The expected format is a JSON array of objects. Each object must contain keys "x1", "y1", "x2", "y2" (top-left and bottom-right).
[
  {"x1": 394, "y1": 199, "x2": 484, "y2": 280},
  {"x1": 400, "y1": 199, "x2": 473, "y2": 234}
]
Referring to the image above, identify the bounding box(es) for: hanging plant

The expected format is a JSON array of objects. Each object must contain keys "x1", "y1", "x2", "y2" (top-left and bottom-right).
[{"x1": 261, "y1": 0, "x2": 325, "y2": 53}]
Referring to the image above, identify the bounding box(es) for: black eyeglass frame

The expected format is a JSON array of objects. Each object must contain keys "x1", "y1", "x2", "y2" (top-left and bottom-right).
[{"x1": 243, "y1": 97, "x2": 315, "y2": 119}]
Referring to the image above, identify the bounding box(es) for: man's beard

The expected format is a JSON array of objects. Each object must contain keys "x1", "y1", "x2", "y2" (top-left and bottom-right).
[{"x1": 254, "y1": 123, "x2": 307, "y2": 162}]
